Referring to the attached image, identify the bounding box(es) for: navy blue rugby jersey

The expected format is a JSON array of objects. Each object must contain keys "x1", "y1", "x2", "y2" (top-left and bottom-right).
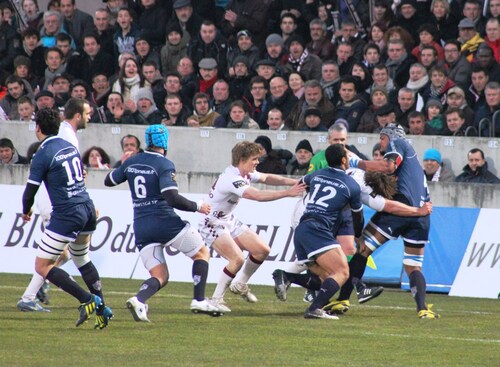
[
  {"x1": 302, "y1": 167, "x2": 363, "y2": 232},
  {"x1": 385, "y1": 138, "x2": 430, "y2": 207},
  {"x1": 109, "y1": 150, "x2": 180, "y2": 220},
  {"x1": 28, "y1": 136, "x2": 90, "y2": 211}
]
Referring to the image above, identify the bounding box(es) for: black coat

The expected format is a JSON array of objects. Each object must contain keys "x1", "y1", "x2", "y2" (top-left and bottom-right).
[{"x1": 455, "y1": 162, "x2": 500, "y2": 184}]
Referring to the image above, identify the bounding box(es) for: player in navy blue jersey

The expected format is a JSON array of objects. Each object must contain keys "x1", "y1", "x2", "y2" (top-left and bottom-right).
[
  {"x1": 105, "y1": 125, "x2": 223, "y2": 321},
  {"x1": 294, "y1": 144, "x2": 365, "y2": 320},
  {"x1": 21, "y1": 108, "x2": 110, "y2": 328},
  {"x1": 352, "y1": 123, "x2": 439, "y2": 319}
]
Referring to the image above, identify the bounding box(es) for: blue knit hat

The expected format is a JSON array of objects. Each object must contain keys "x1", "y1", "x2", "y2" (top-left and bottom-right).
[
  {"x1": 145, "y1": 124, "x2": 169, "y2": 150},
  {"x1": 423, "y1": 148, "x2": 441, "y2": 163}
]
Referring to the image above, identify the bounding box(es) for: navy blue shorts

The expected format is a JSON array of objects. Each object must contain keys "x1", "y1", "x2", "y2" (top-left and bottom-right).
[
  {"x1": 337, "y1": 209, "x2": 354, "y2": 236},
  {"x1": 46, "y1": 201, "x2": 97, "y2": 240},
  {"x1": 294, "y1": 219, "x2": 340, "y2": 263},
  {"x1": 134, "y1": 214, "x2": 187, "y2": 250},
  {"x1": 369, "y1": 212, "x2": 430, "y2": 248}
]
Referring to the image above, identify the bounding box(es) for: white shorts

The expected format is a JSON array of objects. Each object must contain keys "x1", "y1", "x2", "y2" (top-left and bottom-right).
[
  {"x1": 140, "y1": 223, "x2": 204, "y2": 271},
  {"x1": 198, "y1": 214, "x2": 249, "y2": 246}
]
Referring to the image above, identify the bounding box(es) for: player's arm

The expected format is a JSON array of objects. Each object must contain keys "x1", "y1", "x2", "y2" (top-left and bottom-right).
[
  {"x1": 242, "y1": 181, "x2": 306, "y2": 202},
  {"x1": 382, "y1": 200, "x2": 432, "y2": 216},
  {"x1": 22, "y1": 182, "x2": 40, "y2": 221},
  {"x1": 258, "y1": 172, "x2": 299, "y2": 186},
  {"x1": 356, "y1": 151, "x2": 402, "y2": 175},
  {"x1": 162, "y1": 189, "x2": 210, "y2": 214},
  {"x1": 351, "y1": 207, "x2": 364, "y2": 238},
  {"x1": 104, "y1": 169, "x2": 126, "y2": 187}
]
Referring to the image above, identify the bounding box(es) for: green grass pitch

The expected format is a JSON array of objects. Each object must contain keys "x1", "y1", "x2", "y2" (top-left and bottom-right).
[{"x1": 1, "y1": 273, "x2": 498, "y2": 367}]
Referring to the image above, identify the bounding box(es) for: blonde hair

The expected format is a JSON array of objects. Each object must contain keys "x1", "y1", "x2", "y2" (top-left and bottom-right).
[{"x1": 231, "y1": 141, "x2": 261, "y2": 166}]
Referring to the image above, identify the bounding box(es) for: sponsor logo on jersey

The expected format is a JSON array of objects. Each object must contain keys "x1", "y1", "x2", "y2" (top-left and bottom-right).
[
  {"x1": 232, "y1": 180, "x2": 246, "y2": 189},
  {"x1": 171, "y1": 172, "x2": 176, "y2": 182}
]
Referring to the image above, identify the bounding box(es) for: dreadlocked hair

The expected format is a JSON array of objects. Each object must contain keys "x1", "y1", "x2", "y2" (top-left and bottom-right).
[{"x1": 364, "y1": 171, "x2": 397, "y2": 199}]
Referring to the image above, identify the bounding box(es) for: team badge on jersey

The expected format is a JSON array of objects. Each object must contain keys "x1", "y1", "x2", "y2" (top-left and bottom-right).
[{"x1": 171, "y1": 172, "x2": 176, "y2": 182}]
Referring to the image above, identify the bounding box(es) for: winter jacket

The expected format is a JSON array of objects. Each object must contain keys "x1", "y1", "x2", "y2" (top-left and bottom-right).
[{"x1": 455, "y1": 161, "x2": 500, "y2": 184}]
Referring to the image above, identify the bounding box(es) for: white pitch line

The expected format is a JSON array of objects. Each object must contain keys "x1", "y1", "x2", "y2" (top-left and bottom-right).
[{"x1": 361, "y1": 331, "x2": 500, "y2": 344}]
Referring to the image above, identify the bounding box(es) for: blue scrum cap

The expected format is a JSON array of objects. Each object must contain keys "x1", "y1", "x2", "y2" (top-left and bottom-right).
[{"x1": 145, "y1": 124, "x2": 169, "y2": 150}]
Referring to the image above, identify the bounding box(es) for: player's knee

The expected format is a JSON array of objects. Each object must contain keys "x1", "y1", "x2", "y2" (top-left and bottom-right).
[
  {"x1": 69, "y1": 243, "x2": 91, "y2": 268},
  {"x1": 402, "y1": 252, "x2": 424, "y2": 268},
  {"x1": 232, "y1": 255, "x2": 245, "y2": 270},
  {"x1": 192, "y1": 246, "x2": 210, "y2": 261}
]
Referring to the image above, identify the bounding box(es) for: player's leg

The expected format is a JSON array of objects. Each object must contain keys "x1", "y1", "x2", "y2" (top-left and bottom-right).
[
  {"x1": 229, "y1": 230, "x2": 271, "y2": 302},
  {"x1": 17, "y1": 272, "x2": 51, "y2": 312},
  {"x1": 210, "y1": 234, "x2": 245, "y2": 311},
  {"x1": 127, "y1": 244, "x2": 168, "y2": 322},
  {"x1": 403, "y1": 244, "x2": 439, "y2": 319},
  {"x1": 169, "y1": 224, "x2": 222, "y2": 314},
  {"x1": 305, "y1": 247, "x2": 348, "y2": 319}
]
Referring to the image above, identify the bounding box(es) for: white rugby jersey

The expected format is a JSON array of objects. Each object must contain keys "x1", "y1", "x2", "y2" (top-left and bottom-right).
[
  {"x1": 58, "y1": 121, "x2": 79, "y2": 152},
  {"x1": 347, "y1": 167, "x2": 385, "y2": 212},
  {"x1": 204, "y1": 165, "x2": 261, "y2": 220}
]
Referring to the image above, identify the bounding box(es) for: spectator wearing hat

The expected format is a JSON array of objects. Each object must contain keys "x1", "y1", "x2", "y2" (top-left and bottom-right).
[
  {"x1": 374, "y1": 102, "x2": 397, "y2": 133},
  {"x1": 134, "y1": 32, "x2": 161, "y2": 72},
  {"x1": 302, "y1": 107, "x2": 327, "y2": 131},
  {"x1": 458, "y1": 17, "x2": 485, "y2": 63},
  {"x1": 287, "y1": 139, "x2": 314, "y2": 176},
  {"x1": 59, "y1": 0, "x2": 96, "y2": 49},
  {"x1": 422, "y1": 148, "x2": 455, "y2": 182},
  {"x1": 411, "y1": 23, "x2": 444, "y2": 63},
  {"x1": 228, "y1": 55, "x2": 251, "y2": 100},
  {"x1": 13, "y1": 55, "x2": 40, "y2": 93},
  {"x1": 446, "y1": 86, "x2": 474, "y2": 127},
  {"x1": 443, "y1": 39, "x2": 471, "y2": 90},
  {"x1": 357, "y1": 86, "x2": 390, "y2": 133},
  {"x1": 113, "y1": 7, "x2": 140, "y2": 62},
  {"x1": 161, "y1": 22, "x2": 190, "y2": 75},
  {"x1": 455, "y1": 148, "x2": 500, "y2": 183},
  {"x1": 307, "y1": 18, "x2": 335, "y2": 61},
  {"x1": 197, "y1": 58, "x2": 218, "y2": 97},
  {"x1": 286, "y1": 79, "x2": 335, "y2": 130},
  {"x1": 167, "y1": 0, "x2": 203, "y2": 40},
  {"x1": 187, "y1": 92, "x2": 220, "y2": 127},
  {"x1": 254, "y1": 135, "x2": 290, "y2": 175},
  {"x1": 137, "y1": 0, "x2": 169, "y2": 50},
  {"x1": 335, "y1": 75, "x2": 368, "y2": 132},
  {"x1": 255, "y1": 59, "x2": 277, "y2": 81},
  {"x1": 0, "y1": 138, "x2": 29, "y2": 165},
  {"x1": 227, "y1": 30, "x2": 260, "y2": 77},
  {"x1": 395, "y1": 0, "x2": 425, "y2": 45},
  {"x1": 263, "y1": 33, "x2": 288, "y2": 72},
  {"x1": 424, "y1": 98, "x2": 444, "y2": 134},
  {"x1": 129, "y1": 87, "x2": 163, "y2": 124},
  {"x1": 219, "y1": 0, "x2": 268, "y2": 45},
  {"x1": 188, "y1": 20, "x2": 228, "y2": 76},
  {"x1": 284, "y1": 34, "x2": 322, "y2": 82},
  {"x1": 17, "y1": 28, "x2": 46, "y2": 78},
  {"x1": 34, "y1": 90, "x2": 56, "y2": 111},
  {"x1": 66, "y1": 33, "x2": 115, "y2": 86}
]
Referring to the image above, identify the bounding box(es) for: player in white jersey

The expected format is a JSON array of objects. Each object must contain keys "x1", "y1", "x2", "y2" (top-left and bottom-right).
[{"x1": 199, "y1": 141, "x2": 305, "y2": 312}]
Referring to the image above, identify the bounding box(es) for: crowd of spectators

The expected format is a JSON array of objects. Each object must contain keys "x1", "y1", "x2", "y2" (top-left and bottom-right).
[{"x1": 1, "y1": 0, "x2": 500, "y2": 180}]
